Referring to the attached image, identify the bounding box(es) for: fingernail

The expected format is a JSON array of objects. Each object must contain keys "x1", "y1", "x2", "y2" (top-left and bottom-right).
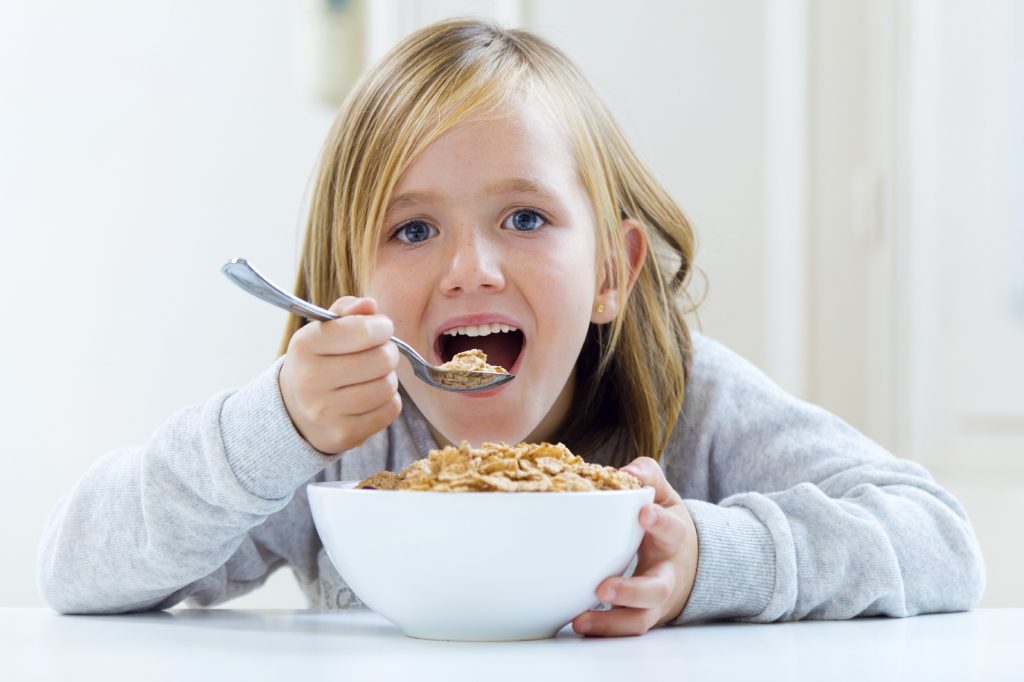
[
  {"x1": 643, "y1": 506, "x2": 659, "y2": 526},
  {"x1": 602, "y1": 586, "x2": 617, "y2": 602},
  {"x1": 575, "y1": 618, "x2": 591, "y2": 634}
]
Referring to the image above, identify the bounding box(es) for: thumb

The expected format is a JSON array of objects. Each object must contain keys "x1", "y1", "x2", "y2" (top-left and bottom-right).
[
  {"x1": 329, "y1": 296, "x2": 378, "y2": 316},
  {"x1": 621, "y1": 457, "x2": 682, "y2": 507}
]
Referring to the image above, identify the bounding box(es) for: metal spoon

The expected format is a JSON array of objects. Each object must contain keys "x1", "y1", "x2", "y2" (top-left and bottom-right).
[{"x1": 221, "y1": 258, "x2": 515, "y2": 393}]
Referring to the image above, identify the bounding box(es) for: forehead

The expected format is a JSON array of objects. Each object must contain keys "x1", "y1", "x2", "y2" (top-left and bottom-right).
[{"x1": 390, "y1": 102, "x2": 578, "y2": 201}]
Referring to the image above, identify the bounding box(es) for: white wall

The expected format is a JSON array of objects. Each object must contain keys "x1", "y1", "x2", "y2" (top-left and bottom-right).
[
  {"x1": 930, "y1": 0, "x2": 1024, "y2": 468},
  {"x1": 0, "y1": 1, "x2": 335, "y2": 607}
]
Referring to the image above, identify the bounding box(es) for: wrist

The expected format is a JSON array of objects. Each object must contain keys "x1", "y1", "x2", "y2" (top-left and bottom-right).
[
  {"x1": 660, "y1": 501, "x2": 700, "y2": 625},
  {"x1": 672, "y1": 499, "x2": 776, "y2": 623},
  {"x1": 222, "y1": 358, "x2": 339, "y2": 499}
]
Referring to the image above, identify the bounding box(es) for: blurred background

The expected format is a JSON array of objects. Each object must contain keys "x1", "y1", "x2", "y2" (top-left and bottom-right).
[{"x1": 1, "y1": 0, "x2": 1021, "y2": 610}]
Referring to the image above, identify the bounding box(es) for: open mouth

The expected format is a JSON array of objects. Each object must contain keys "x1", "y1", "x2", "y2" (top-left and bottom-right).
[{"x1": 436, "y1": 323, "x2": 526, "y2": 372}]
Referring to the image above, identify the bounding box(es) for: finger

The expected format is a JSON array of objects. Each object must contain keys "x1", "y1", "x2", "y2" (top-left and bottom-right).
[
  {"x1": 301, "y1": 314, "x2": 395, "y2": 356},
  {"x1": 620, "y1": 457, "x2": 682, "y2": 507},
  {"x1": 292, "y1": 342, "x2": 400, "y2": 390},
  {"x1": 329, "y1": 392, "x2": 403, "y2": 452},
  {"x1": 596, "y1": 563, "x2": 674, "y2": 610},
  {"x1": 573, "y1": 606, "x2": 658, "y2": 638},
  {"x1": 325, "y1": 343, "x2": 401, "y2": 387},
  {"x1": 332, "y1": 372, "x2": 400, "y2": 416},
  {"x1": 636, "y1": 504, "x2": 689, "y2": 562},
  {"x1": 353, "y1": 392, "x2": 403, "y2": 438}
]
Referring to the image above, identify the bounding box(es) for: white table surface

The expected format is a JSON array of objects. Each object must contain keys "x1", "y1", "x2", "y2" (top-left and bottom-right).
[{"x1": 3, "y1": 607, "x2": 1022, "y2": 681}]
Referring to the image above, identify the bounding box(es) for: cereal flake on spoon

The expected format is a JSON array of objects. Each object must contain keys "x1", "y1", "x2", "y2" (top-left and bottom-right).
[{"x1": 431, "y1": 349, "x2": 509, "y2": 390}]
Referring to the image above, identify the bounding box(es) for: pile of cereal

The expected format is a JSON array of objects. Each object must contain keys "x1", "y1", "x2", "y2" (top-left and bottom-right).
[{"x1": 356, "y1": 441, "x2": 641, "y2": 492}]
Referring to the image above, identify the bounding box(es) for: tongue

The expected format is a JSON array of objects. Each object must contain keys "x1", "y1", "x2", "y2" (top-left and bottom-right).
[{"x1": 444, "y1": 332, "x2": 522, "y2": 371}]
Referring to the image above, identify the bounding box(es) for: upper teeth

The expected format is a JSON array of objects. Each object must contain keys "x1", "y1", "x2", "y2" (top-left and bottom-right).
[{"x1": 443, "y1": 323, "x2": 519, "y2": 337}]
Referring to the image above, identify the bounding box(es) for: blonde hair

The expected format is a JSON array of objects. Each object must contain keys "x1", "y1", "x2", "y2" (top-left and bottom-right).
[{"x1": 281, "y1": 18, "x2": 695, "y2": 465}]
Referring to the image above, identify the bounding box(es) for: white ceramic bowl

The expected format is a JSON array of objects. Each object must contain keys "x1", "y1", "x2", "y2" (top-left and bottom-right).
[{"x1": 307, "y1": 481, "x2": 654, "y2": 641}]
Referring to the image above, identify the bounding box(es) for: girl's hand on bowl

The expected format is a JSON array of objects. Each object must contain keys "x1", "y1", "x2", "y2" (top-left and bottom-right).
[
  {"x1": 279, "y1": 297, "x2": 402, "y2": 454},
  {"x1": 572, "y1": 457, "x2": 698, "y2": 637}
]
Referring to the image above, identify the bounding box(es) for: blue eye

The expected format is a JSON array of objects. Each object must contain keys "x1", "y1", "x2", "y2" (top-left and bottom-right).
[
  {"x1": 393, "y1": 221, "x2": 436, "y2": 244},
  {"x1": 502, "y1": 209, "x2": 546, "y2": 232}
]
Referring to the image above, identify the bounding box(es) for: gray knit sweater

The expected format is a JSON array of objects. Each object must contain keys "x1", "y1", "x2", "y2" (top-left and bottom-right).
[{"x1": 37, "y1": 333, "x2": 985, "y2": 622}]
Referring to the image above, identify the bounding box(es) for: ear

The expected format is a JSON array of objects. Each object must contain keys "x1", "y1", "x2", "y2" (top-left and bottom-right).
[{"x1": 592, "y1": 217, "x2": 647, "y2": 324}]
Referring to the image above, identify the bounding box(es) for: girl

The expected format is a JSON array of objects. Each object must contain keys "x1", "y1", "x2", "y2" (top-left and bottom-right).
[{"x1": 38, "y1": 18, "x2": 984, "y2": 636}]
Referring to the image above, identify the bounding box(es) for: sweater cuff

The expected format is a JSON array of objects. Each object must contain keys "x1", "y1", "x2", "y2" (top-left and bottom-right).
[
  {"x1": 219, "y1": 358, "x2": 337, "y2": 500},
  {"x1": 674, "y1": 499, "x2": 777, "y2": 623}
]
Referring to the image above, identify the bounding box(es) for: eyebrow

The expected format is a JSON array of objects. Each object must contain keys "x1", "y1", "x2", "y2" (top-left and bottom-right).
[{"x1": 386, "y1": 177, "x2": 562, "y2": 213}]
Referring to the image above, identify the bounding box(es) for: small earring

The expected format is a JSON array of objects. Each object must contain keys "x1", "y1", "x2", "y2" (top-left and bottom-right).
[{"x1": 595, "y1": 303, "x2": 605, "y2": 314}]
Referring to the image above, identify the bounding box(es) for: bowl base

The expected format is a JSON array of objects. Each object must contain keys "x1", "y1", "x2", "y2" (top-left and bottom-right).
[{"x1": 400, "y1": 625, "x2": 564, "y2": 642}]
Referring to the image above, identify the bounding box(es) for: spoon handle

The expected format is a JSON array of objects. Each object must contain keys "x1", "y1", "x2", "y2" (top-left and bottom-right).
[
  {"x1": 222, "y1": 258, "x2": 432, "y2": 367},
  {"x1": 222, "y1": 258, "x2": 337, "y2": 323}
]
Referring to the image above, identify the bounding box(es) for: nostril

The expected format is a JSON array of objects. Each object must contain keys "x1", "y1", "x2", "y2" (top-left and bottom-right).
[{"x1": 440, "y1": 249, "x2": 505, "y2": 293}]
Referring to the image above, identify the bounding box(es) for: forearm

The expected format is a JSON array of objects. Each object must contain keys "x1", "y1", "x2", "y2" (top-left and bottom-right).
[
  {"x1": 37, "y1": 360, "x2": 332, "y2": 614},
  {"x1": 676, "y1": 459, "x2": 985, "y2": 623}
]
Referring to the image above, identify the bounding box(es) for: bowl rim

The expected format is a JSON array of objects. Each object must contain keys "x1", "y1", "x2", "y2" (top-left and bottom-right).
[{"x1": 308, "y1": 481, "x2": 654, "y2": 497}]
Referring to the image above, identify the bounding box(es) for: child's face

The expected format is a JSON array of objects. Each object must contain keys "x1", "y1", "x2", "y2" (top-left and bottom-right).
[{"x1": 367, "y1": 102, "x2": 601, "y2": 446}]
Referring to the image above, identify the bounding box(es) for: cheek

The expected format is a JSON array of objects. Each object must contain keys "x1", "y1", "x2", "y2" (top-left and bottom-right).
[
  {"x1": 518, "y1": 233, "x2": 597, "y2": 299},
  {"x1": 365, "y1": 266, "x2": 419, "y2": 331},
  {"x1": 514, "y1": 248, "x2": 597, "y2": 349}
]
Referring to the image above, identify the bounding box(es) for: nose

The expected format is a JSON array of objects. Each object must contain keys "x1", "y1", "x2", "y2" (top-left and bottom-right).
[{"x1": 439, "y1": 230, "x2": 505, "y2": 294}]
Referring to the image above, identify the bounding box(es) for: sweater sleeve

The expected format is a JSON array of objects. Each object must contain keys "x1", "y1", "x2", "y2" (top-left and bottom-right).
[
  {"x1": 668, "y1": 336, "x2": 986, "y2": 623},
  {"x1": 37, "y1": 359, "x2": 334, "y2": 614}
]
